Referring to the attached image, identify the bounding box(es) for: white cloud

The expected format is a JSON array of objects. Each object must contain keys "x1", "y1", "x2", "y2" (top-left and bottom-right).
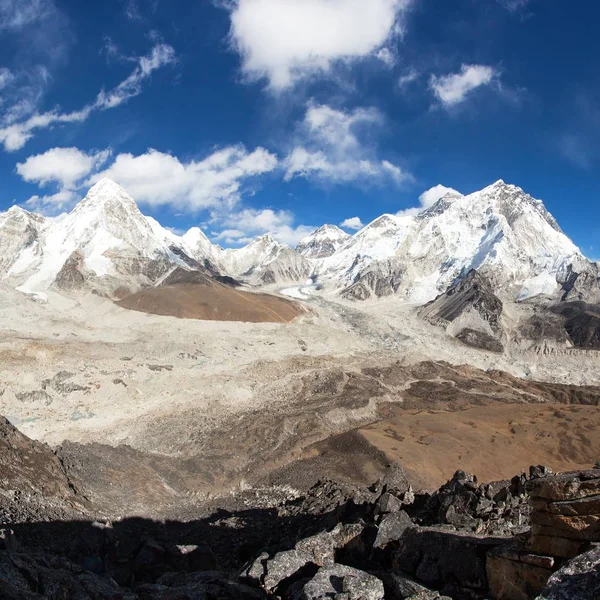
[
  {"x1": 223, "y1": 0, "x2": 412, "y2": 89},
  {"x1": 0, "y1": 67, "x2": 14, "y2": 91},
  {"x1": 95, "y1": 43, "x2": 176, "y2": 109},
  {"x1": 16, "y1": 147, "x2": 111, "y2": 189},
  {"x1": 88, "y1": 146, "x2": 278, "y2": 211},
  {"x1": 430, "y1": 64, "x2": 497, "y2": 108},
  {"x1": 397, "y1": 184, "x2": 461, "y2": 216},
  {"x1": 398, "y1": 68, "x2": 418, "y2": 88},
  {"x1": 212, "y1": 207, "x2": 315, "y2": 246},
  {"x1": 0, "y1": 43, "x2": 176, "y2": 151},
  {"x1": 0, "y1": 0, "x2": 54, "y2": 30},
  {"x1": 340, "y1": 216, "x2": 364, "y2": 230},
  {"x1": 284, "y1": 103, "x2": 411, "y2": 184},
  {"x1": 418, "y1": 184, "x2": 461, "y2": 208}
]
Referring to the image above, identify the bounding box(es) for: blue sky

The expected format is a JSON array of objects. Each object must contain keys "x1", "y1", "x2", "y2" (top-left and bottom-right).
[{"x1": 0, "y1": 0, "x2": 599, "y2": 254}]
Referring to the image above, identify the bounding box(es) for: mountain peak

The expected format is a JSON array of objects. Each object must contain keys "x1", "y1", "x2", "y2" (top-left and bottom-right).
[
  {"x1": 297, "y1": 224, "x2": 350, "y2": 259},
  {"x1": 75, "y1": 178, "x2": 139, "y2": 215}
]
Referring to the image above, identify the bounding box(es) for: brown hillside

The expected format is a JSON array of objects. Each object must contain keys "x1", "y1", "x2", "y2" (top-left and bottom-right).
[{"x1": 116, "y1": 270, "x2": 304, "y2": 323}]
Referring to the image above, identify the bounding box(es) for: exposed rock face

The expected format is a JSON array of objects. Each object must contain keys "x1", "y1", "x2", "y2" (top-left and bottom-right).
[
  {"x1": 0, "y1": 417, "x2": 78, "y2": 522},
  {"x1": 487, "y1": 542, "x2": 556, "y2": 600},
  {"x1": 340, "y1": 259, "x2": 404, "y2": 300},
  {"x1": 296, "y1": 225, "x2": 351, "y2": 259},
  {"x1": 559, "y1": 261, "x2": 600, "y2": 304},
  {"x1": 54, "y1": 250, "x2": 89, "y2": 291},
  {"x1": 419, "y1": 270, "x2": 504, "y2": 351},
  {"x1": 548, "y1": 301, "x2": 600, "y2": 349},
  {"x1": 526, "y1": 468, "x2": 600, "y2": 559}
]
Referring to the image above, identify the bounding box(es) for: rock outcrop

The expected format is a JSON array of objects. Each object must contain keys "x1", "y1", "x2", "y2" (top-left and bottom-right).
[{"x1": 419, "y1": 270, "x2": 504, "y2": 352}]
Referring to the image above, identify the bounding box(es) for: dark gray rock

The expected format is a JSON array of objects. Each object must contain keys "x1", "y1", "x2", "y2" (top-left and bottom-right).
[
  {"x1": 296, "y1": 564, "x2": 384, "y2": 600},
  {"x1": 536, "y1": 545, "x2": 600, "y2": 599},
  {"x1": 379, "y1": 571, "x2": 451, "y2": 599},
  {"x1": 394, "y1": 526, "x2": 505, "y2": 595},
  {"x1": 373, "y1": 511, "x2": 413, "y2": 550}
]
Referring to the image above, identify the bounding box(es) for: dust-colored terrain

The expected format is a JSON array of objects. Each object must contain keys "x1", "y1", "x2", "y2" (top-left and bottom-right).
[
  {"x1": 359, "y1": 403, "x2": 600, "y2": 490},
  {"x1": 1, "y1": 281, "x2": 600, "y2": 518},
  {"x1": 116, "y1": 273, "x2": 305, "y2": 323}
]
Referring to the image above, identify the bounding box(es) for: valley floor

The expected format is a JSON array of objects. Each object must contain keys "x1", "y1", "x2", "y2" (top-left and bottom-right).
[{"x1": 1, "y1": 282, "x2": 600, "y2": 513}]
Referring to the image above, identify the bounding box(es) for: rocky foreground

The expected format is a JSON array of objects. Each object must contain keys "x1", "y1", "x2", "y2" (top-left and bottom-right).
[{"x1": 1, "y1": 410, "x2": 600, "y2": 599}]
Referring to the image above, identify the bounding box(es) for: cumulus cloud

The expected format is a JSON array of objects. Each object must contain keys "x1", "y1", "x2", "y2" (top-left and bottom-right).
[
  {"x1": 284, "y1": 103, "x2": 411, "y2": 184},
  {"x1": 16, "y1": 147, "x2": 111, "y2": 189},
  {"x1": 340, "y1": 216, "x2": 364, "y2": 230},
  {"x1": 430, "y1": 64, "x2": 497, "y2": 108},
  {"x1": 397, "y1": 184, "x2": 462, "y2": 216},
  {"x1": 0, "y1": 43, "x2": 176, "y2": 151},
  {"x1": 223, "y1": 0, "x2": 412, "y2": 89},
  {"x1": 87, "y1": 145, "x2": 278, "y2": 211},
  {"x1": 212, "y1": 207, "x2": 315, "y2": 246}
]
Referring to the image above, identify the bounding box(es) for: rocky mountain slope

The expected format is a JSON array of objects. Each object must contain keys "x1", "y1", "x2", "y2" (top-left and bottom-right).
[
  {"x1": 1, "y1": 178, "x2": 598, "y2": 307},
  {"x1": 1, "y1": 410, "x2": 599, "y2": 600},
  {"x1": 296, "y1": 224, "x2": 350, "y2": 259}
]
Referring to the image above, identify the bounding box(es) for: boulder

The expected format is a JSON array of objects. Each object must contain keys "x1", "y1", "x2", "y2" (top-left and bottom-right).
[
  {"x1": 536, "y1": 545, "x2": 600, "y2": 599},
  {"x1": 296, "y1": 564, "x2": 384, "y2": 600},
  {"x1": 244, "y1": 523, "x2": 365, "y2": 593},
  {"x1": 525, "y1": 469, "x2": 600, "y2": 502},
  {"x1": 393, "y1": 526, "x2": 505, "y2": 595},
  {"x1": 531, "y1": 494, "x2": 600, "y2": 516},
  {"x1": 527, "y1": 535, "x2": 587, "y2": 560},
  {"x1": 378, "y1": 571, "x2": 451, "y2": 599},
  {"x1": 486, "y1": 543, "x2": 555, "y2": 600},
  {"x1": 373, "y1": 511, "x2": 413, "y2": 550}
]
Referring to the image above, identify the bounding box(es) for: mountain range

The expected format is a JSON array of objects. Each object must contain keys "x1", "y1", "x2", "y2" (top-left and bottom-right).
[{"x1": 1, "y1": 178, "x2": 598, "y2": 307}]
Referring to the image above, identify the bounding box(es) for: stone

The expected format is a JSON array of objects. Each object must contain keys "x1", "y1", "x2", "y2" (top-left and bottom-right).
[
  {"x1": 378, "y1": 571, "x2": 451, "y2": 599},
  {"x1": 393, "y1": 526, "x2": 504, "y2": 594},
  {"x1": 298, "y1": 564, "x2": 384, "y2": 600},
  {"x1": 295, "y1": 523, "x2": 364, "y2": 567},
  {"x1": 525, "y1": 469, "x2": 600, "y2": 501},
  {"x1": 373, "y1": 511, "x2": 413, "y2": 550},
  {"x1": 531, "y1": 494, "x2": 600, "y2": 517},
  {"x1": 377, "y1": 492, "x2": 403, "y2": 514},
  {"x1": 527, "y1": 535, "x2": 586, "y2": 559},
  {"x1": 536, "y1": 545, "x2": 600, "y2": 599},
  {"x1": 245, "y1": 523, "x2": 366, "y2": 593},
  {"x1": 256, "y1": 549, "x2": 316, "y2": 593},
  {"x1": 487, "y1": 543, "x2": 555, "y2": 600},
  {"x1": 531, "y1": 512, "x2": 600, "y2": 540}
]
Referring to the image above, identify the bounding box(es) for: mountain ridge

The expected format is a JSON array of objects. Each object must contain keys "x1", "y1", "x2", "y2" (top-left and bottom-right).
[{"x1": 0, "y1": 178, "x2": 597, "y2": 305}]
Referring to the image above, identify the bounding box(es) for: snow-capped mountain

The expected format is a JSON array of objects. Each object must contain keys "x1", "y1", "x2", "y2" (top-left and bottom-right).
[
  {"x1": 7, "y1": 179, "x2": 195, "y2": 296},
  {"x1": 321, "y1": 180, "x2": 590, "y2": 303},
  {"x1": 220, "y1": 235, "x2": 312, "y2": 285},
  {"x1": 0, "y1": 177, "x2": 597, "y2": 305},
  {"x1": 315, "y1": 213, "x2": 415, "y2": 291},
  {"x1": 296, "y1": 225, "x2": 350, "y2": 259},
  {"x1": 0, "y1": 206, "x2": 48, "y2": 279}
]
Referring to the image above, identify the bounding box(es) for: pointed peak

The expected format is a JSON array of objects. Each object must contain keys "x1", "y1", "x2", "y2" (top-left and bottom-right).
[
  {"x1": 182, "y1": 226, "x2": 210, "y2": 245},
  {"x1": 253, "y1": 233, "x2": 277, "y2": 245},
  {"x1": 87, "y1": 178, "x2": 128, "y2": 194},
  {"x1": 7, "y1": 205, "x2": 29, "y2": 216},
  {"x1": 76, "y1": 178, "x2": 138, "y2": 213}
]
